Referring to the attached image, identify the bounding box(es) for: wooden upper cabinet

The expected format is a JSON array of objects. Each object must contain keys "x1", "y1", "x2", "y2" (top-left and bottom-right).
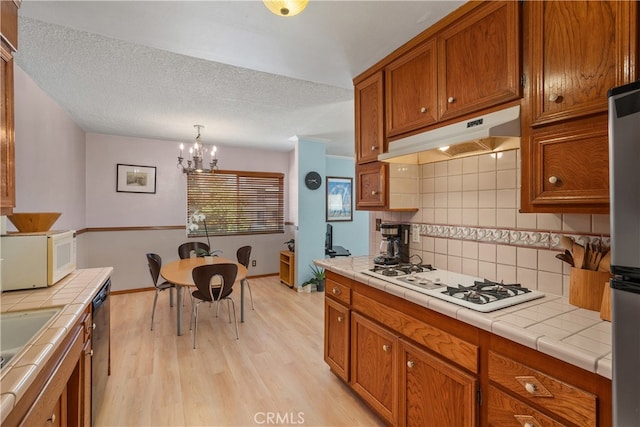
[
  {"x1": 528, "y1": 0, "x2": 636, "y2": 126},
  {"x1": 1, "y1": 0, "x2": 18, "y2": 216},
  {"x1": 355, "y1": 161, "x2": 388, "y2": 210},
  {"x1": 355, "y1": 71, "x2": 384, "y2": 164},
  {"x1": 438, "y1": 1, "x2": 520, "y2": 122},
  {"x1": 385, "y1": 39, "x2": 438, "y2": 137}
]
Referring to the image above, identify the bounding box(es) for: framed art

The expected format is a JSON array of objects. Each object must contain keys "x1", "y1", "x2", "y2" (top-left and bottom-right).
[
  {"x1": 326, "y1": 176, "x2": 352, "y2": 222},
  {"x1": 116, "y1": 163, "x2": 156, "y2": 194}
]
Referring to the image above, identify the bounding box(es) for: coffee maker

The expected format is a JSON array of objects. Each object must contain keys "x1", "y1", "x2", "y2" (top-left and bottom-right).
[{"x1": 374, "y1": 223, "x2": 410, "y2": 265}]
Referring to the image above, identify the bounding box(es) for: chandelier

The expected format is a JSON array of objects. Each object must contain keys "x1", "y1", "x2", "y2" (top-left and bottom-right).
[
  {"x1": 177, "y1": 125, "x2": 218, "y2": 174},
  {"x1": 263, "y1": 0, "x2": 309, "y2": 17}
]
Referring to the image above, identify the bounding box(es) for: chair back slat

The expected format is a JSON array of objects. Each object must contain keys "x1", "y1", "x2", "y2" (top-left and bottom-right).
[
  {"x1": 178, "y1": 242, "x2": 210, "y2": 259},
  {"x1": 146, "y1": 253, "x2": 162, "y2": 286},
  {"x1": 236, "y1": 246, "x2": 252, "y2": 269},
  {"x1": 192, "y1": 263, "x2": 238, "y2": 302}
]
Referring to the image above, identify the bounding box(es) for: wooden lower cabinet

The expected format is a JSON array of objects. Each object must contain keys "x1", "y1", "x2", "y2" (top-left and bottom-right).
[
  {"x1": 324, "y1": 298, "x2": 350, "y2": 382},
  {"x1": 351, "y1": 312, "x2": 398, "y2": 425},
  {"x1": 399, "y1": 339, "x2": 477, "y2": 427},
  {"x1": 323, "y1": 271, "x2": 611, "y2": 426},
  {"x1": 4, "y1": 305, "x2": 94, "y2": 427}
]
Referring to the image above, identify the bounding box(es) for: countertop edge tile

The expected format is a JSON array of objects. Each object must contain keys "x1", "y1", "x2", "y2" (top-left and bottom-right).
[{"x1": 536, "y1": 336, "x2": 600, "y2": 375}]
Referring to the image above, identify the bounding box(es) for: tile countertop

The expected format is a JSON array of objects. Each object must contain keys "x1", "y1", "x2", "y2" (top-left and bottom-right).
[
  {"x1": 0, "y1": 267, "x2": 113, "y2": 424},
  {"x1": 315, "y1": 256, "x2": 612, "y2": 380}
]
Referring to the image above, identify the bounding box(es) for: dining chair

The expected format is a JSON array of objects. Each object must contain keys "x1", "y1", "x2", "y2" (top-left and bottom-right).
[
  {"x1": 190, "y1": 263, "x2": 239, "y2": 348},
  {"x1": 236, "y1": 245, "x2": 254, "y2": 310},
  {"x1": 178, "y1": 242, "x2": 210, "y2": 259},
  {"x1": 146, "y1": 253, "x2": 175, "y2": 331}
]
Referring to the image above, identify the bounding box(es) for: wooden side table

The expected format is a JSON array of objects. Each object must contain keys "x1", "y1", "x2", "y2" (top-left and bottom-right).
[{"x1": 279, "y1": 250, "x2": 295, "y2": 288}]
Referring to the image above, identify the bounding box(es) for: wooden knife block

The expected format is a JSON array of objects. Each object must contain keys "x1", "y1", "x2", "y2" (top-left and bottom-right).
[{"x1": 569, "y1": 268, "x2": 612, "y2": 311}]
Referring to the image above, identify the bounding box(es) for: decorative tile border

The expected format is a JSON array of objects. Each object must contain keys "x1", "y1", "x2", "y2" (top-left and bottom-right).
[{"x1": 415, "y1": 223, "x2": 609, "y2": 251}]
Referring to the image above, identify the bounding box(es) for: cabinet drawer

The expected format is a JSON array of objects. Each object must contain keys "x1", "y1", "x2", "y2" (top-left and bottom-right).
[
  {"x1": 488, "y1": 385, "x2": 566, "y2": 427},
  {"x1": 326, "y1": 278, "x2": 351, "y2": 305},
  {"x1": 489, "y1": 351, "x2": 596, "y2": 427}
]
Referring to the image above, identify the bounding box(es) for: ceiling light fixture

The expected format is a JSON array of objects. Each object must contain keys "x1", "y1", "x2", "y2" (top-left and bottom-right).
[
  {"x1": 263, "y1": 0, "x2": 309, "y2": 17},
  {"x1": 177, "y1": 125, "x2": 218, "y2": 174}
]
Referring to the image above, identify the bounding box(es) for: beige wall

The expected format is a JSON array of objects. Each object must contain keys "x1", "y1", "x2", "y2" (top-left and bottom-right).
[{"x1": 370, "y1": 149, "x2": 610, "y2": 298}]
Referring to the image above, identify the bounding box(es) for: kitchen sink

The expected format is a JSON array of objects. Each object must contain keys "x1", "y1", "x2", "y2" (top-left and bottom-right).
[{"x1": 0, "y1": 307, "x2": 62, "y2": 369}]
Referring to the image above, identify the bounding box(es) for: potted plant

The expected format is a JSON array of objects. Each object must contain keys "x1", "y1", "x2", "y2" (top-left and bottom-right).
[
  {"x1": 301, "y1": 264, "x2": 325, "y2": 292},
  {"x1": 284, "y1": 239, "x2": 295, "y2": 252}
]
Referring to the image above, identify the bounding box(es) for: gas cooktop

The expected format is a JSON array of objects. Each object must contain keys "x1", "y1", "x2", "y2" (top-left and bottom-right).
[{"x1": 362, "y1": 265, "x2": 544, "y2": 312}]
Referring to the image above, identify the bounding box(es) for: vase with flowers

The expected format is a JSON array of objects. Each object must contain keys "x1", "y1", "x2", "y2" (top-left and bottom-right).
[{"x1": 187, "y1": 210, "x2": 222, "y2": 258}]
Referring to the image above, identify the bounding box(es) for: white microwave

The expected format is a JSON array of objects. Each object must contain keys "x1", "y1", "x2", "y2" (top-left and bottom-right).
[{"x1": 1, "y1": 230, "x2": 77, "y2": 291}]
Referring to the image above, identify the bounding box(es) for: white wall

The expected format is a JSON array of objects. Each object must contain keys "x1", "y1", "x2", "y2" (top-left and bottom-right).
[
  {"x1": 86, "y1": 133, "x2": 291, "y2": 227},
  {"x1": 12, "y1": 65, "x2": 86, "y2": 231}
]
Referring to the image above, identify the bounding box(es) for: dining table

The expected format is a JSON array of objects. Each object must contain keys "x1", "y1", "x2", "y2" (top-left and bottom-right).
[{"x1": 160, "y1": 256, "x2": 248, "y2": 336}]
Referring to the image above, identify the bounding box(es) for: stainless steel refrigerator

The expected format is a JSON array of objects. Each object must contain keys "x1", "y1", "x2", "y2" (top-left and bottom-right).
[{"x1": 608, "y1": 80, "x2": 640, "y2": 426}]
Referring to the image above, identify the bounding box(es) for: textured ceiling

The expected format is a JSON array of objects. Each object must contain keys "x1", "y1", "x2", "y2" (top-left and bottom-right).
[{"x1": 15, "y1": 0, "x2": 464, "y2": 157}]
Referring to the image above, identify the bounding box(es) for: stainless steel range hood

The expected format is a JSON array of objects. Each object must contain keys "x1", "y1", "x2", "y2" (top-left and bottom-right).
[{"x1": 378, "y1": 105, "x2": 521, "y2": 164}]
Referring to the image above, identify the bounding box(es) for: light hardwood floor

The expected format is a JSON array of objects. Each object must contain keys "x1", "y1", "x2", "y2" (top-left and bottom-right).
[{"x1": 95, "y1": 276, "x2": 384, "y2": 427}]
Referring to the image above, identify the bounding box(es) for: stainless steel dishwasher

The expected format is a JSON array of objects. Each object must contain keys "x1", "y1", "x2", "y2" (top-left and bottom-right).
[{"x1": 92, "y1": 278, "x2": 111, "y2": 425}]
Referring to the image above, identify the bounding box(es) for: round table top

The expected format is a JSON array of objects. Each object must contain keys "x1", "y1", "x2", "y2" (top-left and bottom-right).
[{"x1": 160, "y1": 256, "x2": 247, "y2": 287}]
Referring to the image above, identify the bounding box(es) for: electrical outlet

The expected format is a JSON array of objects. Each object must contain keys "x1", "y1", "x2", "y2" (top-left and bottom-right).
[
  {"x1": 251, "y1": 260, "x2": 256, "y2": 267},
  {"x1": 412, "y1": 224, "x2": 421, "y2": 243}
]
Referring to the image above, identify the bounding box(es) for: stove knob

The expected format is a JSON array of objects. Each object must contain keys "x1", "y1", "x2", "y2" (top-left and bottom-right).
[{"x1": 434, "y1": 278, "x2": 441, "y2": 284}]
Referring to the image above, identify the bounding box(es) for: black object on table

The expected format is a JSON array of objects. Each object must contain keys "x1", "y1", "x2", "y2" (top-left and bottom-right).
[{"x1": 326, "y1": 246, "x2": 351, "y2": 258}]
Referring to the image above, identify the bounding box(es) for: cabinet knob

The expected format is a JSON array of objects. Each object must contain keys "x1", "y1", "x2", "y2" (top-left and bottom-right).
[
  {"x1": 337, "y1": 315, "x2": 343, "y2": 323},
  {"x1": 524, "y1": 423, "x2": 535, "y2": 427},
  {"x1": 420, "y1": 106, "x2": 427, "y2": 113},
  {"x1": 548, "y1": 93, "x2": 560, "y2": 102},
  {"x1": 332, "y1": 287, "x2": 341, "y2": 295},
  {"x1": 548, "y1": 176, "x2": 559, "y2": 185},
  {"x1": 93, "y1": 323, "x2": 96, "y2": 330},
  {"x1": 524, "y1": 382, "x2": 538, "y2": 394},
  {"x1": 382, "y1": 344, "x2": 391, "y2": 353},
  {"x1": 86, "y1": 349, "x2": 94, "y2": 357},
  {"x1": 407, "y1": 360, "x2": 415, "y2": 369},
  {"x1": 47, "y1": 413, "x2": 56, "y2": 424},
  {"x1": 371, "y1": 145, "x2": 378, "y2": 151},
  {"x1": 447, "y1": 96, "x2": 455, "y2": 104},
  {"x1": 371, "y1": 190, "x2": 378, "y2": 196}
]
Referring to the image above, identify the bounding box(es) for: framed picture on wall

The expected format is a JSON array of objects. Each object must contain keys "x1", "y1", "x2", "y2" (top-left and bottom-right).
[
  {"x1": 326, "y1": 176, "x2": 352, "y2": 222},
  {"x1": 116, "y1": 164, "x2": 156, "y2": 194}
]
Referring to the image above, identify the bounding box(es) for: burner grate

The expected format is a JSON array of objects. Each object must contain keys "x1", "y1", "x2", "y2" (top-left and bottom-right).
[{"x1": 444, "y1": 279, "x2": 531, "y2": 305}]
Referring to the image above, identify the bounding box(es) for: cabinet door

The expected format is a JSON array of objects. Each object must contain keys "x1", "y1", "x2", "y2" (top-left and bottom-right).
[
  {"x1": 399, "y1": 339, "x2": 477, "y2": 427},
  {"x1": 351, "y1": 312, "x2": 397, "y2": 425},
  {"x1": 385, "y1": 39, "x2": 438, "y2": 137},
  {"x1": 355, "y1": 71, "x2": 385, "y2": 164},
  {"x1": 528, "y1": 0, "x2": 636, "y2": 126},
  {"x1": 355, "y1": 162, "x2": 388, "y2": 209},
  {"x1": 438, "y1": 1, "x2": 520, "y2": 121},
  {"x1": 324, "y1": 298, "x2": 350, "y2": 382},
  {"x1": 1, "y1": 43, "x2": 15, "y2": 215},
  {"x1": 523, "y1": 114, "x2": 609, "y2": 212}
]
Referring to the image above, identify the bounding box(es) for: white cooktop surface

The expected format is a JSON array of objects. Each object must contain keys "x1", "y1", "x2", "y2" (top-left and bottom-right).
[{"x1": 362, "y1": 268, "x2": 545, "y2": 313}]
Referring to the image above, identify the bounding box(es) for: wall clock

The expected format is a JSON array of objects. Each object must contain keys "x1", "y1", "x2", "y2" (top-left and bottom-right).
[{"x1": 305, "y1": 171, "x2": 322, "y2": 190}]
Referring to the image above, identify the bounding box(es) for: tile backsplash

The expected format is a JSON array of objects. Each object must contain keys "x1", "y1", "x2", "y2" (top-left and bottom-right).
[{"x1": 370, "y1": 149, "x2": 610, "y2": 298}]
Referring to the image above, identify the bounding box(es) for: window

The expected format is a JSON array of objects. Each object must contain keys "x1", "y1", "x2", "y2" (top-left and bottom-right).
[{"x1": 187, "y1": 170, "x2": 284, "y2": 237}]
